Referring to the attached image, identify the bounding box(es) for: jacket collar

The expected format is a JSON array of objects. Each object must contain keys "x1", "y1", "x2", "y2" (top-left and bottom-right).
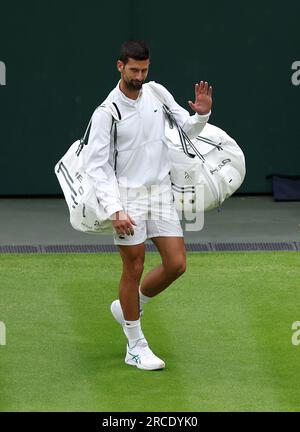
[{"x1": 116, "y1": 80, "x2": 143, "y2": 106}]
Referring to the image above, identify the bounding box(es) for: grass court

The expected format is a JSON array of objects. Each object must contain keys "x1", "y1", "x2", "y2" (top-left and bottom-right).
[{"x1": 1, "y1": 252, "x2": 299, "y2": 411}]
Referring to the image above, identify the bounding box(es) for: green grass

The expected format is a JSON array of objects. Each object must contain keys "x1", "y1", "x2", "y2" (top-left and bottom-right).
[{"x1": 0, "y1": 252, "x2": 300, "y2": 412}]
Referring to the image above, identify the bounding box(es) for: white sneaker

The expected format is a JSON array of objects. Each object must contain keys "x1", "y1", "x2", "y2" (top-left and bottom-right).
[
  {"x1": 125, "y1": 338, "x2": 165, "y2": 371},
  {"x1": 110, "y1": 299, "x2": 143, "y2": 326}
]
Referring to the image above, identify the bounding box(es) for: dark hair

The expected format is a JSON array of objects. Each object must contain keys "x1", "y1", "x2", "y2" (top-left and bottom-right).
[{"x1": 119, "y1": 40, "x2": 150, "y2": 64}]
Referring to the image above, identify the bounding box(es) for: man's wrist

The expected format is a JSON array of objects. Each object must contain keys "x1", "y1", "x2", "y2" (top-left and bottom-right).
[
  {"x1": 110, "y1": 210, "x2": 128, "y2": 222},
  {"x1": 196, "y1": 110, "x2": 211, "y2": 121},
  {"x1": 107, "y1": 204, "x2": 124, "y2": 219}
]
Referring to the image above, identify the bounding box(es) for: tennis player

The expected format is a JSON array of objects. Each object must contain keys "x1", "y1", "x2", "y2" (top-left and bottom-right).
[{"x1": 83, "y1": 40, "x2": 213, "y2": 370}]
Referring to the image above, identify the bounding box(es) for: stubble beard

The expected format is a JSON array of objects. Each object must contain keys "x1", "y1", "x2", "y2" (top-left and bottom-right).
[{"x1": 124, "y1": 77, "x2": 144, "y2": 91}]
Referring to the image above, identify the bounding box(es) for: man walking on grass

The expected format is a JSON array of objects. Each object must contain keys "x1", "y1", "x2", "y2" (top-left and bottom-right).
[{"x1": 83, "y1": 40, "x2": 213, "y2": 370}]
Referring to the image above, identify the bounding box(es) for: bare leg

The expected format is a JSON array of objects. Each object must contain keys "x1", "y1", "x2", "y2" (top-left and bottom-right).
[
  {"x1": 140, "y1": 236, "x2": 186, "y2": 298},
  {"x1": 118, "y1": 243, "x2": 145, "y2": 321}
]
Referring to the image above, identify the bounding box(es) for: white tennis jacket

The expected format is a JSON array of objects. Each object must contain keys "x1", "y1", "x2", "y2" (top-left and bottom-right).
[{"x1": 82, "y1": 81, "x2": 211, "y2": 218}]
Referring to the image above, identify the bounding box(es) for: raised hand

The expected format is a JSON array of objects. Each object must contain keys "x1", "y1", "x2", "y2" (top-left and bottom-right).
[{"x1": 188, "y1": 81, "x2": 213, "y2": 115}]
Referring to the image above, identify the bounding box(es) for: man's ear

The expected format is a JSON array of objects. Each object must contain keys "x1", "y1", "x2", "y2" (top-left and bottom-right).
[{"x1": 117, "y1": 60, "x2": 124, "y2": 72}]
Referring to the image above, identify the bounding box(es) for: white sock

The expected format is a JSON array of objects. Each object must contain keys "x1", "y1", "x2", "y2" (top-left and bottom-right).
[
  {"x1": 123, "y1": 319, "x2": 144, "y2": 348},
  {"x1": 139, "y1": 285, "x2": 151, "y2": 312}
]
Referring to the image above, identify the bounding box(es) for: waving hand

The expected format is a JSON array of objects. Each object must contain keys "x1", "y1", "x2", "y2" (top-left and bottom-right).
[{"x1": 188, "y1": 81, "x2": 212, "y2": 115}]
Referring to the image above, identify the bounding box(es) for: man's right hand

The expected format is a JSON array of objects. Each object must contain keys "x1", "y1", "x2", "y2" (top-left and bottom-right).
[{"x1": 111, "y1": 210, "x2": 137, "y2": 236}]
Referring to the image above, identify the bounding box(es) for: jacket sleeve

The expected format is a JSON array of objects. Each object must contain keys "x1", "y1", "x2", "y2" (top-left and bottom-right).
[
  {"x1": 170, "y1": 99, "x2": 211, "y2": 140},
  {"x1": 154, "y1": 82, "x2": 211, "y2": 140},
  {"x1": 82, "y1": 108, "x2": 124, "y2": 218}
]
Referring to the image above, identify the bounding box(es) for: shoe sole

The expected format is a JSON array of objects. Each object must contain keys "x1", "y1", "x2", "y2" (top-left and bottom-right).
[{"x1": 125, "y1": 358, "x2": 165, "y2": 371}]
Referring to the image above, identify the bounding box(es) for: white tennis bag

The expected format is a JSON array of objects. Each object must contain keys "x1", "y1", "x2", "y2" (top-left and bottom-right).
[
  {"x1": 165, "y1": 113, "x2": 246, "y2": 212},
  {"x1": 54, "y1": 105, "x2": 120, "y2": 234},
  {"x1": 147, "y1": 82, "x2": 246, "y2": 212}
]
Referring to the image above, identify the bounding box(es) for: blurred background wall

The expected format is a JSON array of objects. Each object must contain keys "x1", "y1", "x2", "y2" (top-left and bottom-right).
[{"x1": 0, "y1": 0, "x2": 299, "y2": 195}]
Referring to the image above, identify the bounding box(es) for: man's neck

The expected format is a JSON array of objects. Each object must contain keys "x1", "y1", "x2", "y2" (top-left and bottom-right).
[{"x1": 119, "y1": 80, "x2": 140, "y2": 100}]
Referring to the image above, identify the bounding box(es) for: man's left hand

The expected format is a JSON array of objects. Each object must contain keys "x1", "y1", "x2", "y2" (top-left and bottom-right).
[{"x1": 188, "y1": 81, "x2": 212, "y2": 115}]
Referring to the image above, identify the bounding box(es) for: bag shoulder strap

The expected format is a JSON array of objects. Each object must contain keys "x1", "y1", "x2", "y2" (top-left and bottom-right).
[
  {"x1": 83, "y1": 102, "x2": 121, "y2": 144},
  {"x1": 76, "y1": 102, "x2": 121, "y2": 156},
  {"x1": 147, "y1": 81, "x2": 221, "y2": 161},
  {"x1": 146, "y1": 82, "x2": 205, "y2": 161}
]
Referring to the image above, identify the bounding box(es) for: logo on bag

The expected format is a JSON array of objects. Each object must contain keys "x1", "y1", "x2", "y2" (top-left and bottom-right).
[
  {"x1": 210, "y1": 158, "x2": 231, "y2": 175},
  {"x1": 75, "y1": 172, "x2": 83, "y2": 183},
  {"x1": 0, "y1": 61, "x2": 6, "y2": 86}
]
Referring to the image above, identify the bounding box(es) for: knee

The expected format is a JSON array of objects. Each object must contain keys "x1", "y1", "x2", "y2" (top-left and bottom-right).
[
  {"x1": 176, "y1": 259, "x2": 187, "y2": 276},
  {"x1": 166, "y1": 257, "x2": 186, "y2": 278},
  {"x1": 124, "y1": 256, "x2": 144, "y2": 278},
  {"x1": 133, "y1": 259, "x2": 144, "y2": 276}
]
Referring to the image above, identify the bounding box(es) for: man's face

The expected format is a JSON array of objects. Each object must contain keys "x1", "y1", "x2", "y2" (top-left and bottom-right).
[{"x1": 117, "y1": 58, "x2": 150, "y2": 90}]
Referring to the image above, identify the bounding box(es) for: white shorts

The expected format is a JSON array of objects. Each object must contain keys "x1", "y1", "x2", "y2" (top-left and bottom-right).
[{"x1": 113, "y1": 185, "x2": 183, "y2": 246}]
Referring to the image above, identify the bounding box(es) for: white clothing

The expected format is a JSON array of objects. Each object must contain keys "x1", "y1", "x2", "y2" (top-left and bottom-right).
[
  {"x1": 113, "y1": 184, "x2": 184, "y2": 245},
  {"x1": 82, "y1": 81, "x2": 210, "y2": 218}
]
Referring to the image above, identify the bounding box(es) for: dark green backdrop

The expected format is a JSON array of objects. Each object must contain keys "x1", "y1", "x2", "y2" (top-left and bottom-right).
[{"x1": 0, "y1": 0, "x2": 299, "y2": 194}]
